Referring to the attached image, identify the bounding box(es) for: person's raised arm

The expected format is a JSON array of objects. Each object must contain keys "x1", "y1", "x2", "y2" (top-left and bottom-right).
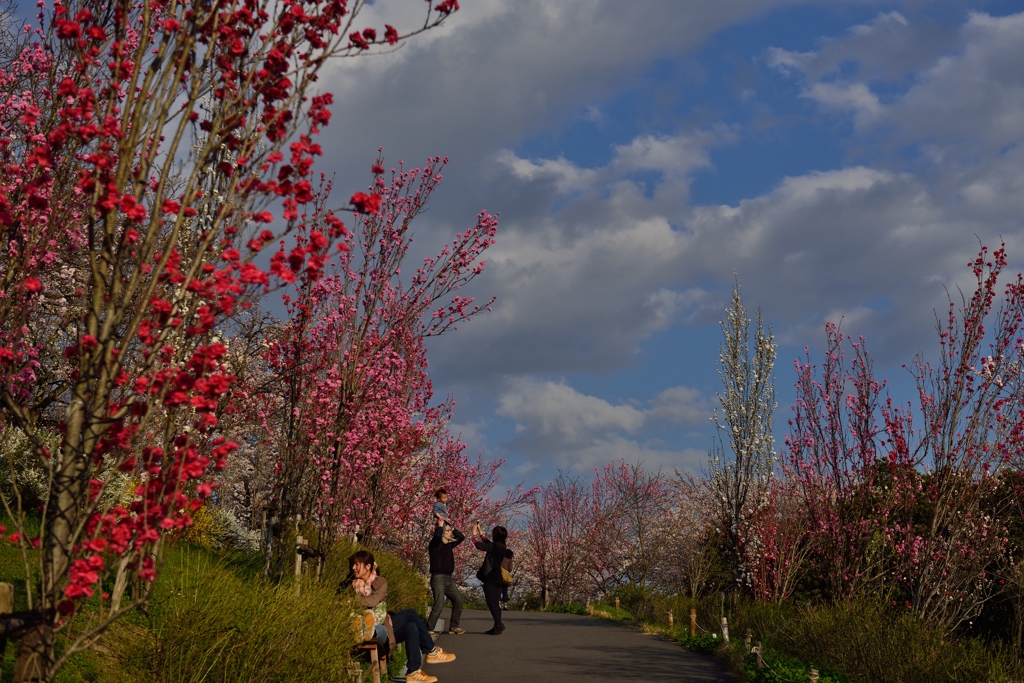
[{"x1": 451, "y1": 527, "x2": 465, "y2": 547}]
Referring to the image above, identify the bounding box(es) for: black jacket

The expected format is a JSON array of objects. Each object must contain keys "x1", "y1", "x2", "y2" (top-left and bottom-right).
[
  {"x1": 428, "y1": 525, "x2": 465, "y2": 575},
  {"x1": 474, "y1": 538, "x2": 507, "y2": 586}
]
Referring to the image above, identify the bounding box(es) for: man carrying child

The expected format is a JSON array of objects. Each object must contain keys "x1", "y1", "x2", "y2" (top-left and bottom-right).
[{"x1": 427, "y1": 488, "x2": 466, "y2": 635}]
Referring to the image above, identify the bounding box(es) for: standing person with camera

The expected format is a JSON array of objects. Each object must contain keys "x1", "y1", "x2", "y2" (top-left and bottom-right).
[{"x1": 472, "y1": 523, "x2": 508, "y2": 635}]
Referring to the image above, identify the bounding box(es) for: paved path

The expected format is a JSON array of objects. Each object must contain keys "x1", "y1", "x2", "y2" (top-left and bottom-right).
[{"x1": 426, "y1": 608, "x2": 735, "y2": 682}]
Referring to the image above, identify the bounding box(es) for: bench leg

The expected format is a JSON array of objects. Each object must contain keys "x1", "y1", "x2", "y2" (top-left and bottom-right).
[{"x1": 369, "y1": 646, "x2": 381, "y2": 683}]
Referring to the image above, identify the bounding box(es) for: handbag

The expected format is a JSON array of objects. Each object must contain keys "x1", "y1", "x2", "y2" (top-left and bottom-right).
[{"x1": 501, "y1": 567, "x2": 513, "y2": 586}]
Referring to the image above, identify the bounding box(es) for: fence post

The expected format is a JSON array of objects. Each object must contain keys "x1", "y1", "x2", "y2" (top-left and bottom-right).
[
  {"x1": 294, "y1": 535, "x2": 305, "y2": 595},
  {"x1": 755, "y1": 641, "x2": 764, "y2": 669},
  {"x1": 809, "y1": 669, "x2": 819, "y2": 683},
  {"x1": 689, "y1": 608, "x2": 696, "y2": 637},
  {"x1": 667, "y1": 610, "x2": 673, "y2": 629},
  {"x1": 614, "y1": 597, "x2": 620, "y2": 614},
  {"x1": 0, "y1": 582, "x2": 12, "y2": 677},
  {"x1": 743, "y1": 628, "x2": 751, "y2": 652},
  {"x1": 720, "y1": 616, "x2": 729, "y2": 645}
]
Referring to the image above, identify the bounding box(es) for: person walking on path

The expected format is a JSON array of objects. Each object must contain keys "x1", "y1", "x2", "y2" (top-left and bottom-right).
[
  {"x1": 472, "y1": 524, "x2": 508, "y2": 635},
  {"x1": 427, "y1": 515, "x2": 466, "y2": 635},
  {"x1": 348, "y1": 550, "x2": 455, "y2": 683}
]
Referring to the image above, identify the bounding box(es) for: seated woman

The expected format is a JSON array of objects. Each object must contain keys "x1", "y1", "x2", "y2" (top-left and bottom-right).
[{"x1": 349, "y1": 550, "x2": 455, "y2": 683}]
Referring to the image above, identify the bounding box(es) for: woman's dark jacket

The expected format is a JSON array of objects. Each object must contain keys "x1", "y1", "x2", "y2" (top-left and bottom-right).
[{"x1": 474, "y1": 538, "x2": 507, "y2": 586}]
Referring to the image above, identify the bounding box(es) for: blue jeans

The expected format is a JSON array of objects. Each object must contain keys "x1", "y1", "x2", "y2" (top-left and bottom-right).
[
  {"x1": 390, "y1": 608, "x2": 433, "y2": 673},
  {"x1": 427, "y1": 573, "x2": 463, "y2": 631}
]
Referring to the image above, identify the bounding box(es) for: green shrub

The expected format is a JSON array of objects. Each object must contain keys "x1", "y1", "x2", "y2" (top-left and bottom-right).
[
  {"x1": 775, "y1": 599, "x2": 1020, "y2": 683},
  {"x1": 671, "y1": 632, "x2": 720, "y2": 654},
  {"x1": 612, "y1": 583, "x2": 652, "y2": 614},
  {"x1": 743, "y1": 650, "x2": 848, "y2": 683}
]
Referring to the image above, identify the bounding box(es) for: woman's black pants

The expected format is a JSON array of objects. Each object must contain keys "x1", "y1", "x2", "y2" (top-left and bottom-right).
[{"x1": 483, "y1": 582, "x2": 503, "y2": 627}]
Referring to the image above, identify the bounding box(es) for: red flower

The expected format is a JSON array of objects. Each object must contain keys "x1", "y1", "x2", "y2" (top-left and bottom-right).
[
  {"x1": 350, "y1": 192, "x2": 381, "y2": 215},
  {"x1": 384, "y1": 25, "x2": 399, "y2": 46},
  {"x1": 24, "y1": 278, "x2": 43, "y2": 293},
  {"x1": 349, "y1": 32, "x2": 369, "y2": 50}
]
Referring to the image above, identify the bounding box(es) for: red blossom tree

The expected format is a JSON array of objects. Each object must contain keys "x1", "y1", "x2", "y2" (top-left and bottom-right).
[{"x1": 0, "y1": 0, "x2": 463, "y2": 677}]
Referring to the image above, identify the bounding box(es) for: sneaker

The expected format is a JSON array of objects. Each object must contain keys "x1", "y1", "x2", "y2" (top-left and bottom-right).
[
  {"x1": 484, "y1": 624, "x2": 505, "y2": 635},
  {"x1": 447, "y1": 626, "x2": 465, "y2": 635},
  {"x1": 427, "y1": 631, "x2": 440, "y2": 638},
  {"x1": 425, "y1": 647, "x2": 456, "y2": 664},
  {"x1": 407, "y1": 671, "x2": 437, "y2": 683}
]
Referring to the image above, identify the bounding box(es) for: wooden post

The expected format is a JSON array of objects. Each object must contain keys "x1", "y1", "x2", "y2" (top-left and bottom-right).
[
  {"x1": 743, "y1": 628, "x2": 752, "y2": 652},
  {"x1": 294, "y1": 535, "x2": 305, "y2": 595},
  {"x1": 809, "y1": 669, "x2": 819, "y2": 683},
  {"x1": 614, "y1": 597, "x2": 620, "y2": 614},
  {"x1": 14, "y1": 624, "x2": 50, "y2": 683},
  {"x1": 667, "y1": 610, "x2": 673, "y2": 629},
  {"x1": 0, "y1": 583, "x2": 12, "y2": 677},
  {"x1": 720, "y1": 616, "x2": 729, "y2": 645},
  {"x1": 689, "y1": 608, "x2": 696, "y2": 637},
  {"x1": 755, "y1": 642, "x2": 764, "y2": 669}
]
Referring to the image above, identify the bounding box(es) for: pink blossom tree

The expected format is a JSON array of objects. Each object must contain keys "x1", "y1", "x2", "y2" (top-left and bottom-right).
[{"x1": 786, "y1": 245, "x2": 1024, "y2": 628}]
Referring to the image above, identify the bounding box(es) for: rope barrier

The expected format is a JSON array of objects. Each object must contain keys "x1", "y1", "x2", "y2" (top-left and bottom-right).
[
  {"x1": 692, "y1": 619, "x2": 715, "y2": 635},
  {"x1": 754, "y1": 653, "x2": 810, "y2": 683}
]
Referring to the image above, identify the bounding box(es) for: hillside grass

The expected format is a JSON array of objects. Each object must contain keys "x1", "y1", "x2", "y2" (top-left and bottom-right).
[{"x1": 0, "y1": 533, "x2": 428, "y2": 683}]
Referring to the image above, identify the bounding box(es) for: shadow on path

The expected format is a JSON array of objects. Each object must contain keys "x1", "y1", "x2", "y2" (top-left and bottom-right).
[{"x1": 427, "y1": 609, "x2": 735, "y2": 682}]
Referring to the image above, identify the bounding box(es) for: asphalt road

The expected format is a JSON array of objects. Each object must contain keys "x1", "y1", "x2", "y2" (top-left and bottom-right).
[{"x1": 424, "y1": 608, "x2": 735, "y2": 683}]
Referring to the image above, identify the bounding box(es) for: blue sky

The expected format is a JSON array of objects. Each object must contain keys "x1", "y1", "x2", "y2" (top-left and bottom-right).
[{"x1": 314, "y1": 0, "x2": 1024, "y2": 489}]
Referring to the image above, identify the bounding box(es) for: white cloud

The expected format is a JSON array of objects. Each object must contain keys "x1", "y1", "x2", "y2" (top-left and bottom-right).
[
  {"x1": 766, "y1": 11, "x2": 953, "y2": 82},
  {"x1": 494, "y1": 379, "x2": 714, "y2": 471},
  {"x1": 648, "y1": 386, "x2": 714, "y2": 426},
  {"x1": 497, "y1": 378, "x2": 645, "y2": 441},
  {"x1": 766, "y1": 11, "x2": 1024, "y2": 148},
  {"x1": 802, "y1": 82, "x2": 882, "y2": 126},
  {"x1": 611, "y1": 128, "x2": 731, "y2": 177},
  {"x1": 497, "y1": 150, "x2": 598, "y2": 193},
  {"x1": 889, "y1": 12, "x2": 1024, "y2": 150}
]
